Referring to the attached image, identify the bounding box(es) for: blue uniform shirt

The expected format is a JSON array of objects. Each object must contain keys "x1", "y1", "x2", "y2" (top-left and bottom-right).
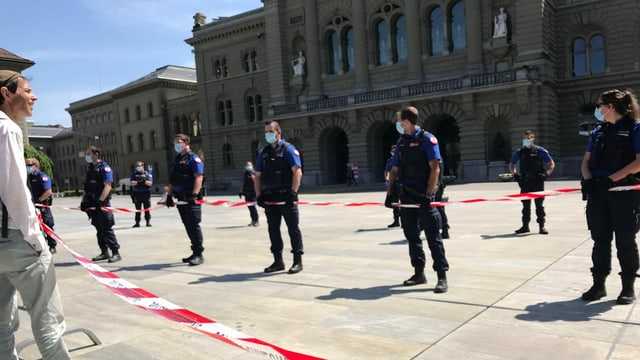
[
  {"x1": 85, "y1": 161, "x2": 114, "y2": 197},
  {"x1": 130, "y1": 172, "x2": 153, "y2": 193},
  {"x1": 587, "y1": 120, "x2": 640, "y2": 177},
  {"x1": 32, "y1": 169, "x2": 52, "y2": 191},
  {"x1": 391, "y1": 127, "x2": 441, "y2": 167},
  {"x1": 509, "y1": 145, "x2": 553, "y2": 167},
  {"x1": 172, "y1": 153, "x2": 204, "y2": 193},
  {"x1": 254, "y1": 139, "x2": 302, "y2": 172}
]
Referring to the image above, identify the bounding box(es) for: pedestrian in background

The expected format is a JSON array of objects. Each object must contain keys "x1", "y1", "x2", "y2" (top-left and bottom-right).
[
  {"x1": 255, "y1": 121, "x2": 304, "y2": 274},
  {"x1": 81, "y1": 145, "x2": 122, "y2": 263},
  {"x1": 0, "y1": 69, "x2": 71, "y2": 359},
  {"x1": 580, "y1": 88, "x2": 640, "y2": 305},
  {"x1": 385, "y1": 106, "x2": 449, "y2": 292},
  {"x1": 166, "y1": 134, "x2": 205, "y2": 266},
  {"x1": 239, "y1": 161, "x2": 259, "y2": 226},
  {"x1": 130, "y1": 161, "x2": 153, "y2": 227},
  {"x1": 509, "y1": 130, "x2": 555, "y2": 235},
  {"x1": 26, "y1": 157, "x2": 57, "y2": 252},
  {"x1": 384, "y1": 145, "x2": 400, "y2": 228}
]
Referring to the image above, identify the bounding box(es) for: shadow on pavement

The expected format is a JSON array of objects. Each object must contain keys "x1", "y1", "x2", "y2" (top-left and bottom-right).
[
  {"x1": 515, "y1": 298, "x2": 616, "y2": 322},
  {"x1": 316, "y1": 284, "x2": 429, "y2": 301}
]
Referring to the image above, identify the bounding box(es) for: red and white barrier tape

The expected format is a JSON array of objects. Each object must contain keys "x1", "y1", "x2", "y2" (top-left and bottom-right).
[{"x1": 41, "y1": 224, "x2": 324, "y2": 360}]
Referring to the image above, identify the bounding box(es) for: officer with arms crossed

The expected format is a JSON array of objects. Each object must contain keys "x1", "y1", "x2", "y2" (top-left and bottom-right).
[
  {"x1": 509, "y1": 130, "x2": 555, "y2": 235},
  {"x1": 82, "y1": 145, "x2": 122, "y2": 263},
  {"x1": 254, "y1": 121, "x2": 304, "y2": 274},
  {"x1": 0, "y1": 70, "x2": 71, "y2": 359},
  {"x1": 167, "y1": 134, "x2": 205, "y2": 266},
  {"x1": 26, "y1": 157, "x2": 57, "y2": 253},
  {"x1": 130, "y1": 161, "x2": 153, "y2": 227},
  {"x1": 385, "y1": 106, "x2": 449, "y2": 292},
  {"x1": 581, "y1": 88, "x2": 640, "y2": 305}
]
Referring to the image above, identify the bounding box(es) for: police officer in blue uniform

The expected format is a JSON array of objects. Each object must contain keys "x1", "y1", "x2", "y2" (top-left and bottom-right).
[
  {"x1": 26, "y1": 158, "x2": 57, "y2": 253},
  {"x1": 239, "y1": 161, "x2": 259, "y2": 226},
  {"x1": 384, "y1": 145, "x2": 400, "y2": 228},
  {"x1": 509, "y1": 130, "x2": 555, "y2": 235},
  {"x1": 167, "y1": 134, "x2": 205, "y2": 266},
  {"x1": 130, "y1": 161, "x2": 153, "y2": 227},
  {"x1": 255, "y1": 121, "x2": 304, "y2": 274},
  {"x1": 581, "y1": 89, "x2": 640, "y2": 305},
  {"x1": 81, "y1": 146, "x2": 121, "y2": 263},
  {"x1": 385, "y1": 106, "x2": 449, "y2": 292}
]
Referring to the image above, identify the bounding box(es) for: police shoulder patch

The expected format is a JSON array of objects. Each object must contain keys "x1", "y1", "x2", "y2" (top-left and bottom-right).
[
  {"x1": 194, "y1": 156, "x2": 202, "y2": 163},
  {"x1": 104, "y1": 166, "x2": 112, "y2": 172},
  {"x1": 42, "y1": 176, "x2": 49, "y2": 182},
  {"x1": 294, "y1": 149, "x2": 300, "y2": 157},
  {"x1": 430, "y1": 136, "x2": 438, "y2": 144}
]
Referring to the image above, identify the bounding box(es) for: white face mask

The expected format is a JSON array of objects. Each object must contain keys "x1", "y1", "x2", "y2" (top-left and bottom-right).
[
  {"x1": 85, "y1": 154, "x2": 93, "y2": 163},
  {"x1": 265, "y1": 132, "x2": 278, "y2": 144}
]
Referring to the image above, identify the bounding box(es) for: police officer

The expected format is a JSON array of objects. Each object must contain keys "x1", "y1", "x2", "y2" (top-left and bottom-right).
[
  {"x1": 509, "y1": 130, "x2": 555, "y2": 235},
  {"x1": 384, "y1": 145, "x2": 400, "y2": 228},
  {"x1": 82, "y1": 146, "x2": 121, "y2": 263},
  {"x1": 130, "y1": 161, "x2": 153, "y2": 227},
  {"x1": 581, "y1": 88, "x2": 640, "y2": 305},
  {"x1": 254, "y1": 121, "x2": 304, "y2": 274},
  {"x1": 385, "y1": 106, "x2": 449, "y2": 292},
  {"x1": 239, "y1": 161, "x2": 259, "y2": 226},
  {"x1": 167, "y1": 133, "x2": 205, "y2": 266},
  {"x1": 26, "y1": 157, "x2": 57, "y2": 253}
]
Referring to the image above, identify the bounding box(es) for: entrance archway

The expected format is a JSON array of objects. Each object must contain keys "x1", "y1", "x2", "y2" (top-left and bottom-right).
[
  {"x1": 434, "y1": 117, "x2": 461, "y2": 177},
  {"x1": 319, "y1": 127, "x2": 349, "y2": 184}
]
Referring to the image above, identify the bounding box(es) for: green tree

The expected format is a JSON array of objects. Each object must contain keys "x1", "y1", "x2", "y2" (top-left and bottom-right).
[{"x1": 24, "y1": 145, "x2": 54, "y2": 181}]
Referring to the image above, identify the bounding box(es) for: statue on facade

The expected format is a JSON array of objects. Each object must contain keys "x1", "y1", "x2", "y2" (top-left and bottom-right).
[
  {"x1": 193, "y1": 12, "x2": 206, "y2": 29},
  {"x1": 493, "y1": 7, "x2": 508, "y2": 38},
  {"x1": 291, "y1": 51, "x2": 306, "y2": 77}
]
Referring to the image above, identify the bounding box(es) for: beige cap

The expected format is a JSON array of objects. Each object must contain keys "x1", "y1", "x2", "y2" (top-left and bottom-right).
[{"x1": 0, "y1": 70, "x2": 20, "y2": 84}]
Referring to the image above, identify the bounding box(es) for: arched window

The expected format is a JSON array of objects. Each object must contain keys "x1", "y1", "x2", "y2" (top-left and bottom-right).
[
  {"x1": 255, "y1": 95, "x2": 263, "y2": 121},
  {"x1": 328, "y1": 30, "x2": 340, "y2": 74},
  {"x1": 393, "y1": 16, "x2": 407, "y2": 62},
  {"x1": 376, "y1": 19, "x2": 390, "y2": 65},
  {"x1": 572, "y1": 34, "x2": 605, "y2": 77},
  {"x1": 218, "y1": 101, "x2": 226, "y2": 126},
  {"x1": 247, "y1": 96, "x2": 255, "y2": 122},
  {"x1": 450, "y1": 1, "x2": 466, "y2": 52},
  {"x1": 226, "y1": 100, "x2": 233, "y2": 125},
  {"x1": 138, "y1": 133, "x2": 144, "y2": 151},
  {"x1": 590, "y1": 35, "x2": 605, "y2": 74},
  {"x1": 344, "y1": 27, "x2": 355, "y2": 72},
  {"x1": 223, "y1": 144, "x2": 234, "y2": 167},
  {"x1": 429, "y1": 6, "x2": 444, "y2": 56}
]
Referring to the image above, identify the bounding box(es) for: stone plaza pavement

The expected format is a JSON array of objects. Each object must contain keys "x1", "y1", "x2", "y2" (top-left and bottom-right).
[{"x1": 15, "y1": 180, "x2": 640, "y2": 360}]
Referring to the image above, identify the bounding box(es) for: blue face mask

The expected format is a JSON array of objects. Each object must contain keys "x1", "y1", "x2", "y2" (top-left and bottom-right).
[
  {"x1": 246, "y1": 166, "x2": 253, "y2": 172},
  {"x1": 174, "y1": 143, "x2": 184, "y2": 153},
  {"x1": 265, "y1": 132, "x2": 278, "y2": 144},
  {"x1": 85, "y1": 155, "x2": 93, "y2": 163},
  {"x1": 594, "y1": 107, "x2": 605, "y2": 122},
  {"x1": 522, "y1": 139, "x2": 532, "y2": 148},
  {"x1": 26, "y1": 166, "x2": 34, "y2": 175},
  {"x1": 395, "y1": 122, "x2": 404, "y2": 135},
  {"x1": 136, "y1": 166, "x2": 143, "y2": 172}
]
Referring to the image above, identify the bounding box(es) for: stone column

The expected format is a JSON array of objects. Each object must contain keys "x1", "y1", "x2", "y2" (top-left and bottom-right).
[
  {"x1": 262, "y1": 0, "x2": 288, "y2": 105},
  {"x1": 352, "y1": 0, "x2": 369, "y2": 92},
  {"x1": 405, "y1": 0, "x2": 422, "y2": 82},
  {"x1": 465, "y1": 0, "x2": 483, "y2": 74},
  {"x1": 304, "y1": 0, "x2": 322, "y2": 97}
]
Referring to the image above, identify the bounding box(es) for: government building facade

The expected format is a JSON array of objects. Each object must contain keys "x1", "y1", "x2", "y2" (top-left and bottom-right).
[{"x1": 34, "y1": 0, "x2": 640, "y2": 190}]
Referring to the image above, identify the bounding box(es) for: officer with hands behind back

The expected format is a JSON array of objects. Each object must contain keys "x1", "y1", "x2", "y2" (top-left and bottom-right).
[
  {"x1": 254, "y1": 121, "x2": 304, "y2": 274},
  {"x1": 580, "y1": 88, "x2": 640, "y2": 305},
  {"x1": 26, "y1": 157, "x2": 57, "y2": 253},
  {"x1": 166, "y1": 133, "x2": 205, "y2": 266},
  {"x1": 385, "y1": 106, "x2": 449, "y2": 293},
  {"x1": 130, "y1": 161, "x2": 153, "y2": 227},
  {"x1": 509, "y1": 130, "x2": 555, "y2": 235}
]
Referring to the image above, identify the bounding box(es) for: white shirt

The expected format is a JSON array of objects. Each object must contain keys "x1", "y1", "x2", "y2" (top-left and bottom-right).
[{"x1": 0, "y1": 110, "x2": 45, "y2": 252}]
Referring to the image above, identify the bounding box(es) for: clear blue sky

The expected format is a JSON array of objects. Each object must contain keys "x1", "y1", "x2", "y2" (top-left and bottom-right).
[{"x1": 3, "y1": 0, "x2": 263, "y2": 127}]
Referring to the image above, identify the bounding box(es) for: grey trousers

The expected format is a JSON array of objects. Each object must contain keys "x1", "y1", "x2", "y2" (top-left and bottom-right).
[{"x1": 0, "y1": 229, "x2": 70, "y2": 359}]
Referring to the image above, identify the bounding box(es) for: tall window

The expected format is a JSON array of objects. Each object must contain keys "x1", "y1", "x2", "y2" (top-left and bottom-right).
[
  {"x1": 138, "y1": 133, "x2": 144, "y2": 151},
  {"x1": 147, "y1": 102, "x2": 153, "y2": 117},
  {"x1": 344, "y1": 27, "x2": 355, "y2": 72},
  {"x1": 218, "y1": 99, "x2": 233, "y2": 126},
  {"x1": 251, "y1": 50, "x2": 258, "y2": 71},
  {"x1": 215, "y1": 60, "x2": 222, "y2": 78},
  {"x1": 127, "y1": 135, "x2": 133, "y2": 153},
  {"x1": 243, "y1": 52, "x2": 251, "y2": 72},
  {"x1": 222, "y1": 57, "x2": 229, "y2": 77},
  {"x1": 430, "y1": 7, "x2": 444, "y2": 56},
  {"x1": 328, "y1": 30, "x2": 340, "y2": 74},
  {"x1": 246, "y1": 94, "x2": 263, "y2": 122},
  {"x1": 376, "y1": 20, "x2": 390, "y2": 65},
  {"x1": 572, "y1": 34, "x2": 605, "y2": 77},
  {"x1": 325, "y1": 15, "x2": 353, "y2": 75},
  {"x1": 124, "y1": 109, "x2": 130, "y2": 123},
  {"x1": 226, "y1": 100, "x2": 233, "y2": 125},
  {"x1": 136, "y1": 105, "x2": 141, "y2": 120},
  {"x1": 450, "y1": 1, "x2": 466, "y2": 52},
  {"x1": 151, "y1": 131, "x2": 158, "y2": 149},
  {"x1": 223, "y1": 144, "x2": 234, "y2": 167},
  {"x1": 393, "y1": 16, "x2": 407, "y2": 62}
]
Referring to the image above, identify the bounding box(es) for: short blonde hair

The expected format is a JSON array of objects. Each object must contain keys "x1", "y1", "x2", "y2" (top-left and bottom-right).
[{"x1": 25, "y1": 158, "x2": 40, "y2": 167}]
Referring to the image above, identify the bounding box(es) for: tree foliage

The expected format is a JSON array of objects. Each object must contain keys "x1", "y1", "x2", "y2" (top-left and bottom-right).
[{"x1": 24, "y1": 145, "x2": 54, "y2": 180}]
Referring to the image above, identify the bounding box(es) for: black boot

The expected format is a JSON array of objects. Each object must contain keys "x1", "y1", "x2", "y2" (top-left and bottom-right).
[
  {"x1": 434, "y1": 270, "x2": 448, "y2": 293},
  {"x1": 92, "y1": 250, "x2": 110, "y2": 262},
  {"x1": 108, "y1": 251, "x2": 122, "y2": 263},
  {"x1": 403, "y1": 268, "x2": 426, "y2": 286},
  {"x1": 539, "y1": 224, "x2": 548, "y2": 235},
  {"x1": 288, "y1": 253, "x2": 303, "y2": 274},
  {"x1": 264, "y1": 253, "x2": 285, "y2": 273},
  {"x1": 582, "y1": 272, "x2": 607, "y2": 301},
  {"x1": 515, "y1": 225, "x2": 530, "y2": 234},
  {"x1": 616, "y1": 275, "x2": 636, "y2": 305}
]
